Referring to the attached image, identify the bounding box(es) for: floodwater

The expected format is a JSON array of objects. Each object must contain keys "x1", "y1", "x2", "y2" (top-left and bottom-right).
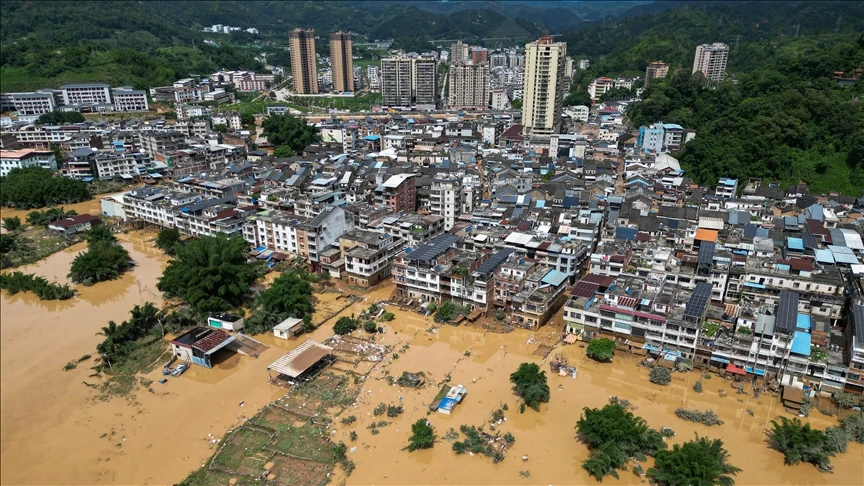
[
  {"x1": 2, "y1": 246, "x2": 861, "y2": 486},
  {"x1": 0, "y1": 194, "x2": 119, "y2": 223}
]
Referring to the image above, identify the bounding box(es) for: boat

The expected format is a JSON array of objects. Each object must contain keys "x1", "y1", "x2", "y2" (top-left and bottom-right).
[{"x1": 162, "y1": 356, "x2": 178, "y2": 375}]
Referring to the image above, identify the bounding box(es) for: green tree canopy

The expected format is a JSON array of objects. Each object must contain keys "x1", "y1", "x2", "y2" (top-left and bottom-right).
[
  {"x1": 333, "y1": 316, "x2": 359, "y2": 335},
  {"x1": 68, "y1": 238, "x2": 133, "y2": 286},
  {"x1": 406, "y1": 419, "x2": 436, "y2": 452},
  {"x1": 564, "y1": 90, "x2": 592, "y2": 107},
  {"x1": 244, "y1": 271, "x2": 315, "y2": 335},
  {"x1": 509, "y1": 362, "x2": 550, "y2": 411},
  {"x1": 586, "y1": 338, "x2": 616, "y2": 362},
  {"x1": 768, "y1": 416, "x2": 840, "y2": 472},
  {"x1": 25, "y1": 207, "x2": 77, "y2": 227},
  {"x1": 648, "y1": 436, "x2": 741, "y2": 486},
  {"x1": 2, "y1": 216, "x2": 22, "y2": 232},
  {"x1": 1, "y1": 168, "x2": 90, "y2": 209},
  {"x1": 154, "y1": 228, "x2": 181, "y2": 255},
  {"x1": 156, "y1": 234, "x2": 259, "y2": 314},
  {"x1": 36, "y1": 111, "x2": 85, "y2": 124},
  {"x1": 261, "y1": 114, "x2": 320, "y2": 156}
]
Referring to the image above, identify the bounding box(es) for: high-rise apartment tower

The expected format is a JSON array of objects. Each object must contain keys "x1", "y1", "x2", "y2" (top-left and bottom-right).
[
  {"x1": 329, "y1": 32, "x2": 354, "y2": 93},
  {"x1": 448, "y1": 62, "x2": 490, "y2": 110},
  {"x1": 692, "y1": 43, "x2": 729, "y2": 83},
  {"x1": 289, "y1": 29, "x2": 319, "y2": 94},
  {"x1": 522, "y1": 36, "x2": 567, "y2": 137}
]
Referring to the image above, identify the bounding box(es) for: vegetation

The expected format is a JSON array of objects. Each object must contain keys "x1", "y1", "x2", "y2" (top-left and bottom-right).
[
  {"x1": 693, "y1": 380, "x2": 703, "y2": 393},
  {"x1": 0, "y1": 271, "x2": 75, "y2": 300},
  {"x1": 364, "y1": 321, "x2": 378, "y2": 333},
  {"x1": 674, "y1": 408, "x2": 724, "y2": 426},
  {"x1": 406, "y1": 419, "x2": 436, "y2": 452},
  {"x1": 157, "y1": 234, "x2": 259, "y2": 314},
  {"x1": 509, "y1": 362, "x2": 550, "y2": 411},
  {"x1": 833, "y1": 392, "x2": 856, "y2": 417},
  {"x1": 768, "y1": 417, "x2": 843, "y2": 472},
  {"x1": 650, "y1": 367, "x2": 672, "y2": 385},
  {"x1": 2, "y1": 216, "x2": 22, "y2": 232},
  {"x1": 333, "y1": 316, "x2": 359, "y2": 335},
  {"x1": 154, "y1": 228, "x2": 181, "y2": 256},
  {"x1": 842, "y1": 414, "x2": 864, "y2": 444},
  {"x1": 586, "y1": 338, "x2": 616, "y2": 362},
  {"x1": 434, "y1": 301, "x2": 469, "y2": 323},
  {"x1": 576, "y1": 403, "x2": 667, "y2": 481},
  {"x1": 68, "y1": 226, "x2": 133, "y2": 285},
  {"x1": 1, "y1": 168, "x2": 90, "y2": 209},
  {"x1": 648, "y1": 436, "x2": 741, "y2": 486},
  {"x1": 261, "y1": 114, "x2": 321, "y2": 157},
  {"x1": 451, "y1": 424, "x2": 506, "y2": 463},
  {"x1": 380, "y1": 312, "x2": 395, "y2": 322},
  {"x1": 25, "y1": 207, "x2": 77, "y2": 227},
  {"x1": 36, "y1": 111, "x2": 85, "y2": 124},
  {"x1": 245, "y1": 270, "x2": 314, "y2": 335}
]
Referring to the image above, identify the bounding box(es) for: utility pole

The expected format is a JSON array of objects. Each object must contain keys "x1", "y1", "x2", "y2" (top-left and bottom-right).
[{"x1": 795, "y1": 24, "x2": 800, "y2": 38}]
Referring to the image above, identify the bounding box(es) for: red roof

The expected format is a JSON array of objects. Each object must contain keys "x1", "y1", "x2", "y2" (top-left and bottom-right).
[
  {"x1": 581, "y1": 274, "x2": 616, "y2": 286},
  {"x1": 49, "y1": 214, "x2": 101, "y2": 228},
  {"x1": 194, "y1": 329, "x2": 233, "y2": 352},
  {"x1": 726, "y1": 363, "x2": 747, "y2": 375}
]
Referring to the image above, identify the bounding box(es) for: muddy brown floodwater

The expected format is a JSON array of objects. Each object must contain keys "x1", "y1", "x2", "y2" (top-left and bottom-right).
[{"x1": 1, "y1": 232, "x2": 861, "y2": 486}]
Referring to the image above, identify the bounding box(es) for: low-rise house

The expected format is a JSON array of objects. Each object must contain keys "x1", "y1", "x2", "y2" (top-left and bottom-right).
[
  {"x1": 169, "y1": 328, "x2": 236, "y2": 368},
  {"x1": 207, "y1": 313, "x2": 245, "y2": 331},
  {"x1": 47, "y1": 214, "x2": 102, "y2": 236}
]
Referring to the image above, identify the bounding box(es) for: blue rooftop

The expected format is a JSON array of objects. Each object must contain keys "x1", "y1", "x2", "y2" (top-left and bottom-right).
[
  {"x1": 541, "y1": 270, "x2": 568, "y2": 288},
  {"x1": 796, "y1": 314, "x2": 811, "y2": 331},
  {"x1": 787, "y1": 237, "x2": 804, "y2": 251},
  {"x1": 536, "y1": 200, "x2": 546, "y2": 208},
  {"x1": 791, "y1": 331, "x2": 812, "y2": 356}
]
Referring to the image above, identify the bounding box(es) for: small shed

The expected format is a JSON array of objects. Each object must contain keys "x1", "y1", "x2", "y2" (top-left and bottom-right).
[
  {"x1": 208, "y1": 312, "x2": 245, "y2": 331},
  {"x1": 782, "y1": 387, "x2": 806, "y2": 411},
  {"x1": 267, "y1": 340, "x2": 333, "y2": 382},
  {"x1": 273, "y1": 317, "x2": 304, "y2": 340},
  {"x1": 47, "y1": 214, "x2": 102, "y2": 236},
  {"x1": 438, "y1": 385, "x2": 467, "y2": 415},
  {"x1": 170, "y1": 328, "x2": 236, "y2": 368}
]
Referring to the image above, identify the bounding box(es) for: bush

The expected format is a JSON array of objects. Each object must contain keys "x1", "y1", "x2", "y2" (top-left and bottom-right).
[
  {"x1": 649, "y1": 367, "x2": 672, "y2": 386},
  {"x1": 349, "y1": 431, "x2": 357, "y2": 441},
  {"x1": 768, "y1": 417, "x2": 839, "y2": 472},
  {"x1": 693, "y1": 380, "x2": 703, "y2": 393},
  {"x1": 0, "y1": 271, "x2": 75, "y2": 300},
  {"x1": 586, "y1": 338, "x2": 616, "y2": 362},
  {"x1": 373, "y1": 403, "x2": 387, "y2": 416},
  {"x1": 364, "y1": 321, "x2": 378, "y2": 333},
  {"x1": 674, "y1": 408, "x2": 724, "y2": 426},
  {"x1": 154, "y1": 228, "x2": 181, "y2": 255},
  {"x1": 2, "y1": 216, "x2": 22, "y2": 232},
  {"x1": 334, "y1": 316, "x2": 359, "y2": 335},
  {"x1": 674, "y1": 359, "x2": 693, "y2": 372},
  {"x1": 387, "y1": 405, "x2": 404, "y2": 418},
  {"x1": 69, "y1": 240, "x2": 134, "y2": 286},
  {"x1": 380, "y1": 312, "x2": 395, "y2": 322},
  {"x1": 341, "y1": 415, "x2": 357, "y2": 425},
  {"x1": 842, "y1": 414, "x2": 864, "y2": 444}
]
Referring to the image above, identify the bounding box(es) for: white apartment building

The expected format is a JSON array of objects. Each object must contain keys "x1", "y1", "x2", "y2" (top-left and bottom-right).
[
  {"x1": 111, "y1": 87, "x2": 150, "y2": 111},
  {"x1": 692, "y1": 43, "x2": 729, "y2": 83},
  {"x1": 10, "y1": 91, "x2": 56, "y2": 115},
  {"x1": 447, "y1": 62, "x2": 490, "y2": 109},
  {"x1": 588, "y1": 77, "x2": 613, "y2": 100},
  {"x1": 61, "y1": 84, "x2": 111, "y2": 105},
  {"x1": 93, "y1": 151, "x2": 149, "y2": 179},
  {"x1": 430, "y1": 178, "x2": 464, "y2": 230},
  {"x1": 578, "y1": 59, "x2": 590, "y2": 70},
  {"x1": 0, "y1": 149, "x2": 57, "y2": 177},
  {"x1": 367, "y1": 65, "x2": 380, "y2": 91},
  {"x1": 491, "y1": 90, "x2": 509, "y2": 110},
  {"x1": 522, "y1": 36, "x2": 567, "y2": 137},
  {"x1": 243, "y1": 210, "x2": 307, "y2": 255}
]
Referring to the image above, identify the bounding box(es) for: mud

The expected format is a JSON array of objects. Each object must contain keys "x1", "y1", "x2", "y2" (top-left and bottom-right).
[{"x1": 2, "y1": 255, "x2": 861, "y2": 486}]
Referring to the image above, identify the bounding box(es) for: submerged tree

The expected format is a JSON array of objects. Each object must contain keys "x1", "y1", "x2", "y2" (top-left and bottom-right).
[
  {"x1": 648, "y1": 436, "x2": 741, "y2": 486},
  {"x1": 509, "y1": 362, "x2": 550, "y2": 411},
  {"x1": 586, "y1": 338, "x2": 616, "y2": 362},
  {"x1": 406, "y1": 419, "x2": 436, "y2": 452},
  {"x1": 768, "y1": 417, "x2": 840, "y2": 472},
  {"x1": 154, "y1": 228, "x2": 181, "y2": 255},
  {"x1": 157, "y1": 234, "x2": 259, "y2": 314},
  {"x1": 69, "y1": 227, "x2": 133, "y2": 286}
]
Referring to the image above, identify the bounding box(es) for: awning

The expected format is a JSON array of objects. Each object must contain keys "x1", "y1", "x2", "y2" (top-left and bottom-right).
[
  {"x1": 710, "y1": 355, "x2": 730, "y2": 364},
  {"x1": 643, "y1": 343, "x2": 660, "y2": 353},
  {"x1": 204, "y1": 335, "x2": 236, "y2": 355},
  {"x1": 745, "y1": 366, "x2": 766, "y2": 376},
  {"x1": 726, "y1": 363, "x2": 747, "y2": 375}
]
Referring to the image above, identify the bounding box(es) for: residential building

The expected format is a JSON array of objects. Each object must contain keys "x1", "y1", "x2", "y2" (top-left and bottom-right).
[
  {"x1": 392, "y1": 233, "x2": 461, "y2": 302},
  {"x1": 381, "y1": 57, "x2": 413, "y2": 108},
  {"x1": 448, "y1": 62, "x2": 490, "y2": 110},
  {"x1": 340, "y1": 229, "x2": 403, "y2": 287},
  {"x1": 330, "y1": 32, "x2": 354, "y2": 93},
  {"x1": 491, "y1": 53, "x2": 507, "y2": 68},
  {"x1": 289, "y1": 29, "x2": 319, "y2": 94},
  {"x1": 302, "y1": 206, "x2": 355, "y2": 272},
  {"x1": 578, "y1": 59, "x2": 590, "y2": 70},
  {"x1": 491, "y1": 90, "x2": 509, "y2": 110},
  {"x1": 587, "y1": 77, "x2": 613, "y2": 101},
  {"x1": 412, "y1": 57, "x2": 438, "y2": 110},
  {"x1": 715, "y1": 178, "x2": 738, "y2": 199},
  {"x1": 367, "y1": 65, "x2": 381, "y2": 91},
  {"x1": 61, "y1": 84, "x2": 111, "y2": 105},
  {"x1": 692, "y1": 43, "x2": 729, "y2": 83},
  {"x1": 471, "y1": 47, "x2": 488, "y2": 64},
  {"x1": 450, "y1": 41, "x2": 469, "y2": 63},
  {"x1": 522, "y1": 36, "x2": 567, "y2": 137},
  {"x1": 376, "y1": 173, "x2": 416, "y2": 213},
  {"x1": 0, "y1": 148, "x2": 57, "y2": 177},
  {"x1": 430, "y1": 178, "x2": 464, "y2": 230},
  {"x1": 111, "y1": 87, "x2": 149, "y2": 111},
  {"x1": 243, "y1": 210, "x2": 308, "y2": 256},
  {"x1": 512, "y1": 269, "x2": 571, "y2": 328},
  {"x1": 645, "y1": 61, "x2": 670, "y2": 84},
  {"x1": 8, "y1": 91, "x2": 56, "y2": 115}
]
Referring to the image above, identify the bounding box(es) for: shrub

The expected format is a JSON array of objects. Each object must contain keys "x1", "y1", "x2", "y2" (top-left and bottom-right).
[
  {"x1": 387, "y1": 405, "x2": 404, "y2": 418},
  {"x1": 586, "y1": 338, "x2": 616, "y2": 362},
  {"x1": 649, "y1": 367, "x2": 672, "y2": 386},
  {"x1": 693, "y1": 380, "x2": 703, "y2": 393},
  {"x1": 406, "y1": 419, "x2": 436, "y2": 451},
  {"x1": 373, "y1": 403, "x2": 386, "y2": 416},
  {"x1": 674, "y1": 408, "x2": 724, "y2": 426},
  {"x1": 380, "y1": 312, "x2": 395, "y2": 322},
  {"x1": 675, "y1": 359, "x2": 694, "y2": 372},
  {"x1": 334, "y1": 316, "x2": 359, "y2": 335},
  {"x1": 341, "y1": 415, "x2": 357, "y2": 425},
  {"x1": 842, "y1": 414, "x2": 864, "y2": 444},
  {"x1": 364, "y1": 321, "x2": 378, "y2": 333},
  {"x1": 509, "y1": 363, "x2": 550, "y2": 411}
]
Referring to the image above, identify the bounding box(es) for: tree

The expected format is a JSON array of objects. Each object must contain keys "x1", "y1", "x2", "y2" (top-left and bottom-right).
[
  {"x1": 154, "y1": 228, "x2": 181, "y2": 255},
  {"x1": 576, "y1": 403, "x2": 667, "y2": 481},
  {"x1": 833, "y1": 392, "x2": 856, "y2": 417},
  {"x1": 405, "y1": 419, "x2": 436, "y2": 451},
  {"x1": 240, "y1": 112, "x2": 256, "y2": 127},
  {"x1": 511, "y1": 99, "x2": 522, "y2": 109},
  {"x1": 333, "y1": 316, "x2": 359, "y2": 335},
  {"x1": 82, "y1": 224, "x2": 114, "y2": 245},
  {"x1": 157, "y1": 234, "x2": 259, "y2": 314},
  {"x1": 272, "y1": 145, "x2": 294, "y2": 158},
  {"x1": 650, "y1": 367, "x2": 672, "y2": 385},
  {"x1": 509, "y1": 362, "x2": 550, "y2": 411},
  {"x1": 37, "y1": 111, "x2": 85, "y2": 124},
  {"x1": 301, "y1": 315, "x2": 315, "y2": 334},
  {"x1": 648, "y1": 436, "x2": 741, "y2": 486},
  {"x1": 212, "y1": 123, "x2": 228, "y2": 133},
  {"x1": 586, "y1": 338, "x2": 616, "y2": 362},
  {"x1": 842, "y1": 414, "x2": 864, "y2": 444},
  {"x1": 434, "y1": 301, "x2": 459, "y2": 323},
  {"x1": 768, "y1": 417, "x2": 839, "y2": 472},
  {"x1": 261, "y1": 113, "x2": 320, "y2": 155},
  {"x1": 0, "y1": 168, "x2": 90, "y2": 209},
  {"x1": 25, "y1": 207, "x2": 77, "y2": 226},
  {"x1": 0, "y1": 234, "x2": 15, "y2": 254},
  {"x1": 564, "y1": 90, "x2": 592, "y2": 107},
  {"x1": 68, "y1": 239, "x2": 134, "y2": 286},
  {"x1": 364, "y1": 321, "x2": 377, "y2": 333},
  {"x1": 2, "y1": 216, "x2": 22, "y2": 232}
]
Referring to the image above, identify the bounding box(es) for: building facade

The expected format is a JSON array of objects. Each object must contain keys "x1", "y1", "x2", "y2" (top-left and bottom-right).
[
  {"x1": 381, "y1": 58, "x2": 412, "y2": 108},
  {"x1": 450, "y1": 41, "x2": 469, "y2": 63},
  {"x1": 0, "y1": 149, "x2": 57, "y2": 177},
  {"x1": 289, "y1": 29, "x2": 319, "y2": 94},
  {"x1": 645, "y1": 61, "x2": 670, "y2": 84},
  {"x1": 447, "y1": 62, "x2": 490, "y2": 110},
  {"x1": 330, "y1": 32, "x2": 354, "y2": 93},
  {"x1": 692, "y1": 43, "x2": 729, "y2": 83},
  {"x1": 522, "y1": 36, "x2": 567, "y2": 137}
]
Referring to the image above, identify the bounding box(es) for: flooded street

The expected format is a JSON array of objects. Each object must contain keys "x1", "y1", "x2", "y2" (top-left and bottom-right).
[{"x1": 1, "y1": 243, "x2": 862, "y2": 486}]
